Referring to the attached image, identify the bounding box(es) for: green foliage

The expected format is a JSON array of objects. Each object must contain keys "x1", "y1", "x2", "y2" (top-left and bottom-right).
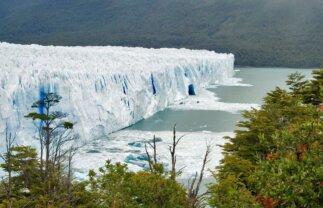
[
  {"x1": 223, "y1": 86, "x2": 313, "y2": 166},
  {"x1": 0, "y1": 146, "x2": 39, "y2": 207},
  {"x1": 302, "y1": 68, "x2": 323, "y2": 105},
  {"x1": 130, "y1": 171, "x2": 188, "y2": 208},
  {"x1": 64, "y1": 121, "x2": 74, "y2": 129},
  {"x1": 25, "y1": 93, "x2": 69, "y2": 127},
  {"x1": 209, "y1": 69, "x2": 323, "y2": 207},
  {"x1": 208, "y1": 175, "x2": 260, "y2": 208},
  {"x1": 0, "y1": 144, "x2": 91, "y2": 207},
  {"x1": 251, "y1": 140, "x2": 323, "y2": 207},
  {"x1": 87, "y1": 161, "x2": 189, "y2": 208},
  {"x1": 286, "y1": 72, "x2": 308, "y2": 98},
  {"x1": 3, "y1": 146, "x2": 39, "y2": 188},
  {"x1": 249, "y1": 120, "x2": 323, "y2": 207}
]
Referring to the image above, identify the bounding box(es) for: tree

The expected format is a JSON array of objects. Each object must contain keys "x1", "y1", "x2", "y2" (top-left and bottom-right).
[
  {"x1": 145, "y1": 135, "x2": 163, "y2": 173},
  {"x1": 251, "y1": 121, "x2": 323, "y2": 207},
  {"x1": 285, "y1": 72, "x2": 308, "y2": 98},
  {"x1": 208, "y1": 70, "x2": 323, "y2": 207},
  {"x1": 25, "y1": 92, "x2": 77, "y2": 201},
  {"x1": 187, "y1": 145, "x2": 212, "y2": 208},
  {"x1": 302, "y1": 68, "x2": 323, "y2": 105},
  {"x1": 169, "y1": 124, "x2": 185, "y2": 181},
  {"x1": 208, "y1": 174, "x2": 259, "y2": 208},
  {"x1": 87, "y1": 160, "x2": 189, "y2": 208},
  {"x1": 0, "y1": 145, "x2": 40, "y2": 207},
  {"x1": 0, "y1": 124, "x2": 16, "y2": 208},
  {"x1": 144, "y1": 126, "x2": 211, "y2": 207}
]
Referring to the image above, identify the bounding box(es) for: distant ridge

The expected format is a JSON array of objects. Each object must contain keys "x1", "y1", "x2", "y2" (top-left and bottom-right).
[{"x1": 0, "y1": 0, "x2": 322, "y2": 67}]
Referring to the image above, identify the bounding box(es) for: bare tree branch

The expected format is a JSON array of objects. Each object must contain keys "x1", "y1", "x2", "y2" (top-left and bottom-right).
[
  {"x1": 144, "y1": 143, "x2": 153, "y2": 172},
  {"x1": 169, "y1": 124, "x2": 184, "y2": 181},
  {"x1": 187, "y1": 145, "x2": 212, "y2": 208}
]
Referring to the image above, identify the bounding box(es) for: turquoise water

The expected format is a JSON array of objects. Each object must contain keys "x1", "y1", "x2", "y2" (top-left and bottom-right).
[
  {"x1": 127, "y1": 109, "x2": 242, "y2": 132},
  {"x1": 127, "y1": 68, "x2": 313, "y2": 133},
  {"x1": 211, "y1": 67, "x2": 313, "y2": 104}
]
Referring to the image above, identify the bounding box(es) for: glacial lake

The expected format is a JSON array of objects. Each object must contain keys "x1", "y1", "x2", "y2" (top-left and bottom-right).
[{"x1": 127, "y1": 67, "x2": 313, "y2": 133}]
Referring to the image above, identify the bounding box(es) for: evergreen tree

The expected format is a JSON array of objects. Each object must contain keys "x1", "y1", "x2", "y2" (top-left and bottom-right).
[
  {"x1": 285, "y1": 72, "x2": 308, "y2": 98},
  {"x1": 302, "y1": 68, "x2": 323, "y2": 105}
]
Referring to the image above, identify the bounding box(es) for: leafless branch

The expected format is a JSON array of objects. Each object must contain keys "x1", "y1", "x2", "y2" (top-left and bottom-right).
[
  {"x1": 169, "y1": 124, "x2": 184, "y2": 180},
  {"x1": 187, "y1": 145, "x2": 212, "y2": 208}
]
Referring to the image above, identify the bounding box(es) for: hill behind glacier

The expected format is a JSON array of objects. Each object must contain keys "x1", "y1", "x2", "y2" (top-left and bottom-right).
[{"x1": 0, "y1": 0, "x2": 322, "y2": 67}]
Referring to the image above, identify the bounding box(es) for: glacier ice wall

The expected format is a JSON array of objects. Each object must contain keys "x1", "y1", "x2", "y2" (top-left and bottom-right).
[{"x1": 0, "y1": 42, "x2": 234, "y2": 144}]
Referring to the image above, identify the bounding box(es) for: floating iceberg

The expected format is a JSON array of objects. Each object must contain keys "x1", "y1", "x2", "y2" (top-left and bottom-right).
[{"x1": 0, "y1": 42, "x2": 234, "y2": 145}]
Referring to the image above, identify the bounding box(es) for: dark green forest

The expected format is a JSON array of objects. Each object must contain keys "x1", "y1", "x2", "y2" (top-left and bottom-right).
[{"x1": 0, "y1": 0, "x2": 323, "y2": 67}]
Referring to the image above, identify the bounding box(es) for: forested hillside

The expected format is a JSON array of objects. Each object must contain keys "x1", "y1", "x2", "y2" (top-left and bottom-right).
[{"x1": 0, "y1": 0, "x2": 322, "y2": 67}]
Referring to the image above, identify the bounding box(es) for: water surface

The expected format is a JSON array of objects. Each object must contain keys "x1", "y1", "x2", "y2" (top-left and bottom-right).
[
  {"x1": 211, "y1": 67, "x2": 313, "y2": 104},
  {"x1": 127, "y1": 109, "x2": 242, "y2": 132},
  {"x1": 127, "y1": 67, "x2": 313, "y2": 132}
]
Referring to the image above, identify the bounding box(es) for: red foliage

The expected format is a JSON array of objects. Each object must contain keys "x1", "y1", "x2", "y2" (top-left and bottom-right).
[
  {"x1": 299, "y1": 152, "x2": 305, "y2": 161},
  {"x1": 256, "y1": 195, "x2": 280, "y2": 208},
  {"x1": 317, "y1": 105, "x2": 323, "y2": 111},
  {"x1": 298, "y1": 144, "x2": 308, "y2": 151},
  {"x1": 295, "y1": 151, "x2": 306, "y2": 161},
  {"x1": 265, "y1": 154, "x2": 272, "y2": 160},
  {"x1": 288, "y1": 127, "x2": 296, "y2": 133},
  {"x1": 256, "y1": 195, "x2": 262, "y2": 200}
]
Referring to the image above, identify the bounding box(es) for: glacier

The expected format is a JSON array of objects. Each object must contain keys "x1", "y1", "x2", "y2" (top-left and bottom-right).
[{"x1": 0, "y1": 42, "x2": 234, "y2": 147}]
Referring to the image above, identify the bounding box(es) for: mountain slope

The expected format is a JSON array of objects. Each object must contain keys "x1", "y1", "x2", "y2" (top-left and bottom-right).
[{"x1": 0, "y1": 0, "x2": 322, "y2": 67}]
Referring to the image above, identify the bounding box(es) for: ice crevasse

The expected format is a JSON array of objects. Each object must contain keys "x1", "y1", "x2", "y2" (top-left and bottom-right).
[{"x1": 0, "y1": 42, "x2": 234, "y2": 145}]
